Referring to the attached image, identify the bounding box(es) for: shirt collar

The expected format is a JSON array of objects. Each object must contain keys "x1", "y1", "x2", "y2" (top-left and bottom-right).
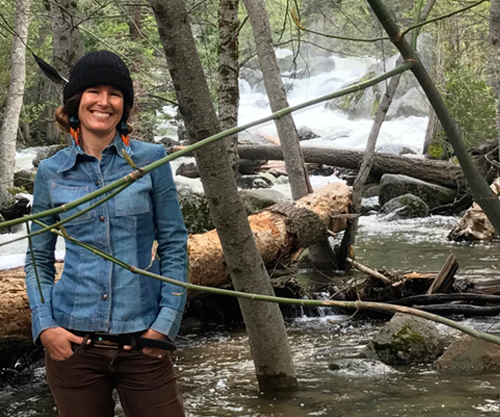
[{"x1": 57, "y1": 133, "x2": 133, "y2": 173}]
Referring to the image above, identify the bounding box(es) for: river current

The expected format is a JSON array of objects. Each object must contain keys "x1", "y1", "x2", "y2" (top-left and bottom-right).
[{"x1": 2, "y1": 51, "x2": 500, "y2": 415}]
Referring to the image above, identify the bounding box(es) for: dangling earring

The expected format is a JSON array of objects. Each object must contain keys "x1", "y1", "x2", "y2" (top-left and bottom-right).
[
  {"x1": 69, "y1": 116, "x2": 83, "y2": 152},
  {"x1": 119, "y1": 121, "x2": 132, "y2": 155}
]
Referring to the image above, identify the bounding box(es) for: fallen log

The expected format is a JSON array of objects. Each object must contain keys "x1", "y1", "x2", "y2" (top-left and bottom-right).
[
  {"x1": 238, "y1": 145, "x2": 465, "y2": 189},
  {"x1": 0, "y1": 182, "x2": 351, "y2": 345}
]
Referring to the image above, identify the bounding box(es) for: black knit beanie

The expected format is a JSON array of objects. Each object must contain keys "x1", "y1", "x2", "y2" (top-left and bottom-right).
[{"x1": 64, "y1": 50, "x2": 134, "y2": 108}]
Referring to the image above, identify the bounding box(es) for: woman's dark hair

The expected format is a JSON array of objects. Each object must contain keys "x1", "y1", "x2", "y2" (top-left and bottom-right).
[{"x1": 55, "y1": 92, "x2": 133, "y2": 134}]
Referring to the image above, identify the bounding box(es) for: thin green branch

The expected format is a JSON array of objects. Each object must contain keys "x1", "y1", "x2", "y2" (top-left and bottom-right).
[
  {"x1": 26, "y1": 222, "x2": 44, "y2": 303},
  {"x1": 0, "y1": 61, "x2": 414, "y2": 231},
  {"x1": 0, "y1": 183, "x2": 130, "y2": 248},
  {"x1": 411, "y1": 0, "x2": 424, "y2": 49},
  {"x1": 402, "y1": 0, "x2": 488, "y2": 38},
  {"x1": 40, "y1": 219, "x2": 500, "y2": 347},
  {"x1": 291, "y1": 0, "x2": 487, "y2": 43}
]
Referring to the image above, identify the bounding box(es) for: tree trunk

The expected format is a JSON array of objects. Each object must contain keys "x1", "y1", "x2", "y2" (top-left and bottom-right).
[
  {"x1": 48, "y1": 0, "x2": 83, "y2": 145},
  {"x1": 241, "y1": 0, "x2": 311, "y2": 201},
  {"x1": 238, "y1": 145, "x2": 465, "y2": 189},
  {"x1": 149, "y1": 0, "x2": 297, "y2": 391},
  {"x1": 218, "y1": 0, "x2": 240, "y2": 176},
  {"x1": 0, "y1": 182, "x2": 351, "y2": 346},
  {"x1": 0, "y1": 0, "x2": 31, "y2": 206},
  {"x1": 48, "y1": 0, "x2": 83, "y2": 78}
]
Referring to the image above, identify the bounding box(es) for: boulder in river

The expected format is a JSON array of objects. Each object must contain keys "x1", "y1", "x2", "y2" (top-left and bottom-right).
[
  {"x1": 379, "y1": 174, "x2": 456, "y2": 209},
  {"x1": 362, "y1": 313, "x2": 443, "y2": 365},
  {"x1": 436, "y1": 335, "x2": 500, "y2": 372},
  {"x1": 379, "y1": 193, "x2": 430, "y2": 220}
]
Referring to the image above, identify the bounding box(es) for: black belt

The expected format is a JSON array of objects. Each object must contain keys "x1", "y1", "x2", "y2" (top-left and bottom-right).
[{"x1": 70, "y1": 330, "x2": 176, "y2": 351}]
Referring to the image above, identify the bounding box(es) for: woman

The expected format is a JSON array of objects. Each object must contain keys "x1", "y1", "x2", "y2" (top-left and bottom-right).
[{"x1": 24, "y1": 50, "x2": 188, "y2": 417}]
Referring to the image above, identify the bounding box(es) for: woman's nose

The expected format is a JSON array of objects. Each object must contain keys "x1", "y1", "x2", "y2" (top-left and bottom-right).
[{"x1": 97, "y1": 92, "x2": 109, "y2": 106}]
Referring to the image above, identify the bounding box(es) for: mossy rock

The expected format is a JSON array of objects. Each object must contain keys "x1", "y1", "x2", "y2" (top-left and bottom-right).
[
  {"x1": 362, "y1": 313, "x2": 443, "y2": 364},
  {"x1": 379, "y1": 193, "x2": 430, "y2": 219}
]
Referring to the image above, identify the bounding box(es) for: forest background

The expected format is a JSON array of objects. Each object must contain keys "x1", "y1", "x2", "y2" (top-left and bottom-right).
[{"x1": 0, "y1": 0, "x2": 497, "y2": 158}]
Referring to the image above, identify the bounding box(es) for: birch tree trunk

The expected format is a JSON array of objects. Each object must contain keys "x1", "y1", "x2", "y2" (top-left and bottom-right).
[
  {"x1": 149, "y1": 0, "x2": 297, "y2": 391},
  {"x1": 218, "y1": 0, "x2": 240, "y2": 176},
  {"x1": 0, "y1": 0, "x2": 31, "y2": 206},
  {"x1": 47, "y1": 0, "x2": 83, "y2": 144},
  {"x1": 241, "y1": 0, "x2": 311, "y2": 201}
]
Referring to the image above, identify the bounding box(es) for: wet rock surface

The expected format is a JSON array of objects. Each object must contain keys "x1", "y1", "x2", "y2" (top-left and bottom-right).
[{"x1": 362, "y1": 313, "x2": 444, "y2": 364}]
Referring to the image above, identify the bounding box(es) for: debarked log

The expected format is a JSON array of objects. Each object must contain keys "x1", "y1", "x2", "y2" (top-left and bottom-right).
[
  {"x1": 188, "y1": 182, "x2": 351, "y2": 288},
  {"x1": 238, "y1": 145, "x2": 465, "y2": 189},
  {"x1": 0, "y1": 182, "x2": 351, "y2": 345}
]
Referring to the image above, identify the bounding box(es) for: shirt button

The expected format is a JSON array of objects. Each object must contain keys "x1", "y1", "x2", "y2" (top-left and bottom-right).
[
  {"x1": 102, "y1": 294, "x2": 108, "y2": 300},
  {"x1": 99, "y1": 215, "x2": 105, "y2": 222},
  {"x1": 95, "y1": 180, "x2": 100, "y2": 186}
]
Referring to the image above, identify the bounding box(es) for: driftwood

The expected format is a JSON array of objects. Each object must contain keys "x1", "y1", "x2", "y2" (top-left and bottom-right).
[
  {"x1": 426, "y1": 253, "x2": 458, "y2": 294},
  {"x1": 0, "y1": 182, "x2": 351, "y2": 346},
  {"x1": 238, "y1": 145, "x2": 465, "y2": 189},
  {"x1": 448, "y1": 178, "x2": 500, "y2": 241}
]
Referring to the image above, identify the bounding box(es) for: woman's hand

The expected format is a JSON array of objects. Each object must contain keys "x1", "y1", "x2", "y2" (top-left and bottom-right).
[
  {"x1": 140, "y1": 329, "x2": 169, "y2": 359},
  {"x1": 40, "y1": 327, "x2": 86, "y2": 361}
]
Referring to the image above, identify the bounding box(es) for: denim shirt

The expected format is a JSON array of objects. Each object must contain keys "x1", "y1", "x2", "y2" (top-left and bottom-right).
[{"x1": 24, "y1": 135, "x2": 188, "y2": 343}]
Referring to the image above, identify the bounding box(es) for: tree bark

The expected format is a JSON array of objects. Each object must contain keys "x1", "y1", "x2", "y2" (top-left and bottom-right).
[
  {"x1": 242, "y1": 0, "x2": 311, "y2": 201},
  {"x1": 0, "y1": 0, "x2": 32, "y2": 206},
  {"x1": 149, "y1": 0, "x2": 297, "y2": 391},
  {"x1": 47, "y1": 0, "x2": 83, "y2": 144},
  {"x1": 218, "y1": 0, "x2": 240, "y2": 176},
  {"x1": 238, "y1": 145, "x2": 465, "y2": 189},
  {"x1": 48, "y1": 0, "x2": 83, "y2": 77}
]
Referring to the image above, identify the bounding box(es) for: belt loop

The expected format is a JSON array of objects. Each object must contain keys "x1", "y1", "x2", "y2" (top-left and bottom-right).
[
  {"x1": 81, "y1": 333, "x2": 91, "y2": 350},
  {"x1": 131, "y1": 335, "x2": 138, "y2": 350}
]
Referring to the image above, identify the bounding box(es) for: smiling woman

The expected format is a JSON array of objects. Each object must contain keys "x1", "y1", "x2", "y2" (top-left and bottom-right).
[{"x1": 24, "y1": 50, "x2": 188, "y2": 417}]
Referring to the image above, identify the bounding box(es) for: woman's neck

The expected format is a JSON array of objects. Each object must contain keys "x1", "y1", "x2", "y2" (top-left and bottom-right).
[{"x1": 80, "y1": 129, "x2": 117, "y2": 160}]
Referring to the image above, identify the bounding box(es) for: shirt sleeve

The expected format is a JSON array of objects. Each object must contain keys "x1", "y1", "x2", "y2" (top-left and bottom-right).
[
  {"x1": 149, "y1": 145, "x2": 188, "y2": 341},
  {"x1": 24, "y1": 161, "x2": 59, "y2": 344}
]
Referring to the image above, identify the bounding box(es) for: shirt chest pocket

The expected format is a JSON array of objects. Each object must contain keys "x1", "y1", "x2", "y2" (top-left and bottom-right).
[
  {"x1": 50, "y1": 183, "x2": 94, "y2": 224},
  {"x1": 114, "y1": 174, "x2": 152, "y2": 216}
]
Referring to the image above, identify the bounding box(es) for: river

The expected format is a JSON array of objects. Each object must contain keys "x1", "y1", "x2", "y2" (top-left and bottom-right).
[{"x1": 2, "y1": 215, "x2": 500, "y2": 416}]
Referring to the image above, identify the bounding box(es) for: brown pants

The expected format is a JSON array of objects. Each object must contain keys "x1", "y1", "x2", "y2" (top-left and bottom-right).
[{"x1": 45, "y1": 343, "x2": 185, "y2": 417}]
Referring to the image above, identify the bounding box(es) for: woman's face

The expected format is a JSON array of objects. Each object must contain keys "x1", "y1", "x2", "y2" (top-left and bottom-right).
[{"x1": 78, "y1": 85, "x2": 124, "y2": 139}]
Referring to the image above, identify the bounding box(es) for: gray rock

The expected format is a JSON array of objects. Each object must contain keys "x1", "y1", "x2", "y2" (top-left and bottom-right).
[
  {"x1": 379, "y1": 174, "x2": 456, "y2": 209},
  {"x1": 32, "y1": 144, "x2": 65, "y2": 167},
  {"x1": 379, "y1": 193, "x2": 430, "y2": 220},
  {"x1": 328, "y1": 358, "x2": 400, "y2": 377},
  {"x1": 176, "y1": 162, "x2": 200, "y2": 179},
  {"x1": 436, "y1": 335, "x2": 500, "y2": 372},
  {"x1": 176, "y1": 185, "x2": 214, "y2": 234},
  {"x1": 237, "y1": 175, "x2": 273, "y2": 190},
  {"x1": 14, "y1": 169, "x2": 36, "y2": 194},
  {"x1": 386, "y1": 87, "x2": 429, "y2": 120},
  {"x1": 297, "y1": 126, "x2": 319, "y2": 141},
  {"x1": 309, "y1": 55, "x2": 336, "y2": 75},
  {"x1": 362, "y1": 313, "x2": 443, "y2": 365},
  {"x1": 239, "y1": 189, "x2": 288, "y2": 215},
  {"x1": 360, "y1": 196, "x2": 380, "y2": 215}
]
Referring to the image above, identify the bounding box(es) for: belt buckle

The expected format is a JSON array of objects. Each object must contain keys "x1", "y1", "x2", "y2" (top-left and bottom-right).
[{"x1": 93, "y1": 334, "x2": 120, "y2": 349}]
